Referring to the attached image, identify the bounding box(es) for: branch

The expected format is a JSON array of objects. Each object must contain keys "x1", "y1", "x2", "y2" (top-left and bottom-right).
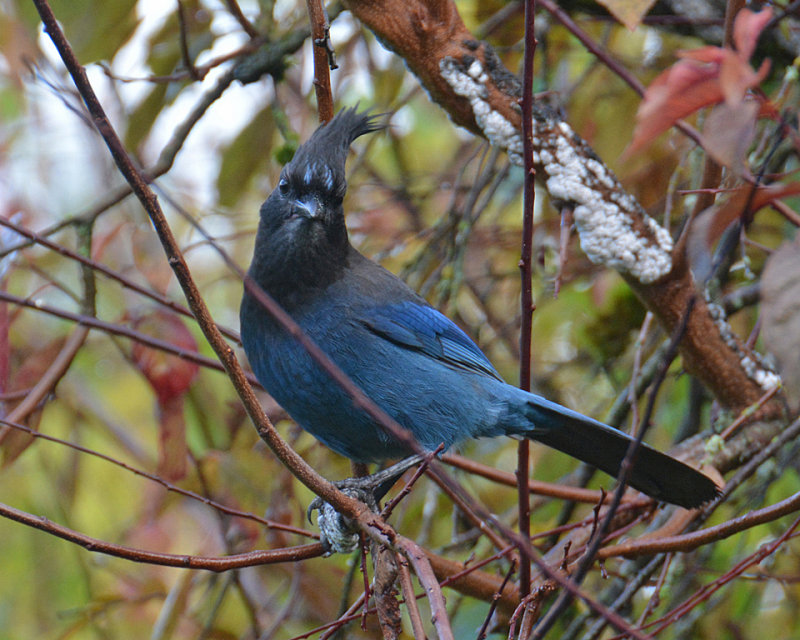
[
  {"x1": 343, "y1": 0, "x2": 784, "y2": 420},
  {"x1": 0, "y1": 290, "x2": 248, "y2": 381},
  {"x1": 516, "y1": 0, "x2": 538, "y2": 599},
  {"x1": 0, "y1": 216, "x2": 241, "y2": 343},
  {"x1": 598, "y1": 488, "x2": 800, "y2": 559},
  {"x1": 30, "y1": 0, "x2": 378, "y2": 537},
  {"x1": 0, "y1": 417, "x2": 315, "y2": 538},
  {"x1": 306, "y1": 0, "x2": 336, "y2": 122},
  {"x1": 443, "y1": 453, "x2": 648, "y2": 506},
  {"x1": 397, "y1": 537, "x2": 455, "y2": 640},
  {"x1": 0, "y1": 499, "x2": 323, "y2": 570},
  {"x1": 645, "y1": 514, "x2": 800, "y2": 636}
]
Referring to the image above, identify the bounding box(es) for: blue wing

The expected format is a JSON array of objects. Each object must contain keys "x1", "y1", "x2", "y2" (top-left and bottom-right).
[{"x1": 359, "y1": 301, "x2": 503, "y2": 380}]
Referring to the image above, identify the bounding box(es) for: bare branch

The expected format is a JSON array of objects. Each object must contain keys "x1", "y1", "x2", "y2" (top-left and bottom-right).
[{"x1": 0, "y1": 499, "x2": 322, "y2": 570}]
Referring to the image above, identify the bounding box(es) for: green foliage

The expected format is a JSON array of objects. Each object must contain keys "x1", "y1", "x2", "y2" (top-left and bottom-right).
[
  {"x1": 217, "y1": 106, "x2": 275, "y2": 207},
  {"x1": 18, "y1": 0, "x2": 138, "y2": 63},
  {"x1": 579, "y1": 278, "x2": 647, "y2": 364}
]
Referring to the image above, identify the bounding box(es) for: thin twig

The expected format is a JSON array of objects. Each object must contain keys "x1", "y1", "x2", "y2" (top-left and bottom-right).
[
  {"x1": 641, "y1": 515, "x2": 800, "y2": 637},
  {"x1": 516, "y1": 0, "x2": 538, "y2": 601},
  {"x1": 0, "y1": 417, "x2": 315, "y2": 537},
  {"x1": 396, "y1": 552, "x2": 427, "y2": 639},
  {"x1": 397, "y1": 537, "x2": 455, "y2": 640},
  {"x1": 0, "y1": 290, "x2": 251, "y2": 381},
  {"x1": 177, "y1": 0, "x2": 202, "y2": 80},
  {"x1": 224, "y1": 0, "x2": 260, "y2": 38},
  {"x1": 443, "y1": 453, "x2": 647, "y2": 506},
  {"x1": 0, "y1": 216, "x2": 241, "y2": 343},
  {"x1": 0, "y1": 499, "x2": 323, "y2": 569},
  {"x1": 477, "y1": 561, "x2": 516, "y2": 639},
  {"x1": 597, "y1": 488, "x2": 800, "y2": 560},
  {"x1": 306, "y1": 0, "x2": 336, "y2": 122}
]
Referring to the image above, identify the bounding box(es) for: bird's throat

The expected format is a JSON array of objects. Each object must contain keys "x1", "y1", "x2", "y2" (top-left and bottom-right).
[{"x1": 247, "y1": 226, "x2": 350, "y2": 311}]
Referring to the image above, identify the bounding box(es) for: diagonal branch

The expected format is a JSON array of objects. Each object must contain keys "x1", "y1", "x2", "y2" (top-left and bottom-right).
[
  {"x1": 29, "y1": 0, "x2": 371, "y2": 528},
  {"x1": 343, "y1": 0, "x2": 785, "y2": 423}
]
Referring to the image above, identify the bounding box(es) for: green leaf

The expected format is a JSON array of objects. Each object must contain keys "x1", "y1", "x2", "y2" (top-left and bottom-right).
[
  {"x1": 217, "y1": 106, "x2": 275, "y2": 208},
  {"x1": 20, "y1": 0, "x2": 138, "y2": 63},
  {"x1": 124, "y1": 82, "x2": 168, "y2": 152}
]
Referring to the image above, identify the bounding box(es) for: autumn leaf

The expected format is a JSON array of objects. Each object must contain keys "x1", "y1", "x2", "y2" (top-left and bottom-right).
[
  {"x1": 688, "y1": 181, "x2": 800, "y2": 282},
  {"x1": 131, "y1": 311, "x2": 199, "y2": 405},
  {"x1": 595, "y1": 0, "x2": 657, "y2": 31},
  {"x1": 131, "y1": 311, "x2": 199, "y2": 481},
  {"x1": 628, "y1": 7, "x2": 772, "y2": 154},
  {"x1": 762, "y1": 240, "x2": 800, "y2": 412},
  {"x1": 733, "y1": 6, "x2": 775, "y2": 60}
]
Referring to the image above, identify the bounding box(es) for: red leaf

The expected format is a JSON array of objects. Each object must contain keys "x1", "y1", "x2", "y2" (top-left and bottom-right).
[
  {"x1": 628, "y1": 8, "x2": 773, "y2": 154},
  {"x1": 628, "y1": 61, "x2": 722, "y2": 153},
  {"x1": 734, "y1": 7, "x2": 774, "y2": 59},
  {"x1": 131, "y1": 311, "x2": 199, "y2": 405},
  {"x1": 680, "y1": 45, "x2": 727, "y2": 65},
  {"x1": 719, "y1": 54, "x2": 770, "y2": 105},
  {"x1": 688, "y1": 182, "x2": 800, "y2": 281}
]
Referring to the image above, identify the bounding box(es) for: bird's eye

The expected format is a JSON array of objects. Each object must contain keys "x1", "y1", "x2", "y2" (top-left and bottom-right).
[{"x1": 278, "y1": 179, "x2": 289, "y2": 195}]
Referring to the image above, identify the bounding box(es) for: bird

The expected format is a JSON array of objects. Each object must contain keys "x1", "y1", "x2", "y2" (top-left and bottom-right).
[{"x1": 240, "y1": 107, "x2": 720, "y2": 511}]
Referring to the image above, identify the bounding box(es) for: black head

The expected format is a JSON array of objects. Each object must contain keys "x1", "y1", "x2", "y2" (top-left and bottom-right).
[
  {"x1": 247, "y1": 108, "x2": 383, "y2": 304},
  {"x1": 286, "y1": 107, "x2": 383, "y2": 198}
]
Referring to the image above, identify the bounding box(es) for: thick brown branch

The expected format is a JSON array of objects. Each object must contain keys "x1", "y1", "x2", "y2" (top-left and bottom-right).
[{"x1": 344, "y1": 0, "x2": 785, "y2": 422}]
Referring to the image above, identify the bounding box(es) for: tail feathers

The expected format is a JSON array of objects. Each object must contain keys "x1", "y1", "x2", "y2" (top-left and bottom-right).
[{"x1": 518, "y1": 396, "x2": 720, "y2": 509}]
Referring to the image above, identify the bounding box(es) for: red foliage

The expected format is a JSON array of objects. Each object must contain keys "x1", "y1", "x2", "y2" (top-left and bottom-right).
[
  {"x1": 131, "y1": 311, "x2": 199, "y2": 481},
  {"x1": 131, "y1": 311, "x2": 199, "y2": 405},
  {"x1": 689, "y1": 182, "x2": 800, "y2": 280},
  {"x1": 629, "y1": 8, "x2": 773, "y2": 155}
]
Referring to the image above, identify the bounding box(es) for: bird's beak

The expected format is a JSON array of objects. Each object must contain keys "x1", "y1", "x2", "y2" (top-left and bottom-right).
[{"x1": 292, "y1": 198, "x2": 321, "y2": 219}]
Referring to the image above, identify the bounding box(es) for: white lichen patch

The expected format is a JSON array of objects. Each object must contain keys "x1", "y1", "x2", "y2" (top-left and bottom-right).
[
  {"x1": 467, "y1": 59, "x2": 488, "y2": 83},
  {"x1": 540, "y1": 126, "x2": 673, "y2": 283},
  {"x1": 707, "y1": 300, "x2": 782, "y2": 392},
  {"x1": 440, "y1": 57, "x2": 523, "y2": 165},
  {"x1": 440, "y1": 56, "x2": 673, "y2": 283}
]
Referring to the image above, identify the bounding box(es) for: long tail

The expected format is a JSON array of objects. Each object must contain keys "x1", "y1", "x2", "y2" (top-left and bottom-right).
[{"x1": 508, "y1": 393, "x2": 720, "y2": 509}]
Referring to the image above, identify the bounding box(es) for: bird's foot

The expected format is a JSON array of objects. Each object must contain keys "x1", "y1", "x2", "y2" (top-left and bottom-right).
[
  {"x1": 308, "y1": 456, "x2": 423, "y2": 555},
  {"x1": 308, "y1": 486, "x2": 370, "y2": 555}
]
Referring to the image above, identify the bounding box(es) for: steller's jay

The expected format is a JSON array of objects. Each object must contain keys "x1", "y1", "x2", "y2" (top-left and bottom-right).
[{"x1": 240, "y1": 108, "x2": 719, "y2": 511}]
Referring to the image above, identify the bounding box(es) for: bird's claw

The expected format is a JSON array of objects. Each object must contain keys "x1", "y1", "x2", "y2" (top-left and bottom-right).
[
  {"x1": 307, "y1": 456, "x2": 424, "y2": 554},
  {"x1": 308, "y1": 485, "x2": 375, "y2": 555}
]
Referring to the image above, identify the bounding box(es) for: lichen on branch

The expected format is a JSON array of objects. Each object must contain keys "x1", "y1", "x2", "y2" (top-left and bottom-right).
[{"x1": 344, "y1": 0, "x2": 785, "y2": 422}]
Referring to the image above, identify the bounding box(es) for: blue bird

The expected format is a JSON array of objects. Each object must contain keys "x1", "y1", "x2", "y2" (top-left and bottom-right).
[{"x1": 240, "y1": 108, "x2": 719, "y2": 510}]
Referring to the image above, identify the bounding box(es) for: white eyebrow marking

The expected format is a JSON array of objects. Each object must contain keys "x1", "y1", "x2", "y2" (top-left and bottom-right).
[
  {"x1": 322, "y1": 166, "x2": 334, "y2": 190},
  {"x1": 301, "y1": 163, "x2": 335, "y2": 191}
]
